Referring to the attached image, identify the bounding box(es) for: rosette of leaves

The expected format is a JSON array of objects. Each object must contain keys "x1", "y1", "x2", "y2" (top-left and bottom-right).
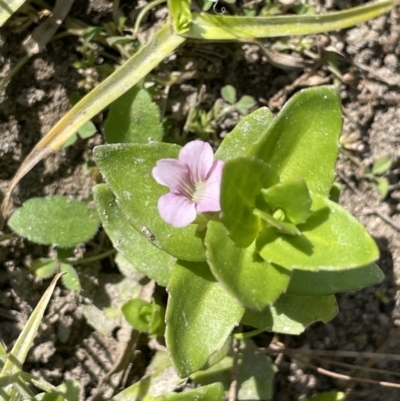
[{"x1": 93, "y1": 86, "x2": 382, "y2": 378}]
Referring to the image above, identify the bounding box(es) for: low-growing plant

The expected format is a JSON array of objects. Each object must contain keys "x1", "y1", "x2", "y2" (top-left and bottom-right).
[
  {"x1": 361, "y1": 155, "x2": 392, "y2": 197},
  {"x1": 93, "y1": 86, "x2": 382, "y2": 380},
  {"x1": 1, "y1": 0, "x2": 397, "y2": 399}
]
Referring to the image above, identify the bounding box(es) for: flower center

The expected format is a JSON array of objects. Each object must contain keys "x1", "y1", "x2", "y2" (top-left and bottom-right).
[{"x1": 191, "y1": 180, "x2": 207, "y2": 203}]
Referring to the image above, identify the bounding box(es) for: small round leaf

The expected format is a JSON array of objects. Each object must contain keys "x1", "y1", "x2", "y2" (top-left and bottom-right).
[{"x1": 9, "y1": 196, "x2": 99, "y2": 247}]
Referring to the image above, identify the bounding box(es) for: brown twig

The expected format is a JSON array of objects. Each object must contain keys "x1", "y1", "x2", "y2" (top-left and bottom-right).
[
  {"x1": 255, "y1": 344, "x2": 400, "y2": 362},
  {"x1": 292, "y1": 355, "x2": 400, "y2": 390},
  {"x1": 345, "y1": 326, "x2": 400, "y2": 393},
  {"x1": 309, "y1": 355, "x2": 400, "y2": 379}
]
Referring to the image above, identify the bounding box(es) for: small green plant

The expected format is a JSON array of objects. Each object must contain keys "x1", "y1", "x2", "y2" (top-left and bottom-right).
[
  {"x1": 122, "y1": 298, "x2": 166, "y2": 336},
  {"x1": 93, "y1": 86, "x2": 382, "y2": 382},
  {"x1": 185, "y1": 84, "x2": 256, "y2": 139},
  {"x1": 361, "y1": 155, "x2": 392, "y2": 197}
]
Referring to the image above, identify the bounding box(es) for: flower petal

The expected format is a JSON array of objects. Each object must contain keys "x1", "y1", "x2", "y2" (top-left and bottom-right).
[
  {"x1": 158, "y1": 193, "x2": 197, "y2": 228},
  {"x1": 179, "y1": 140, "x2": 214, "y2": 184},
  {"x1": 196, "y1": 160, "x2": 225, "y2": 213},
  {"x1": 152, "y1": 159, "x2": 191, "y2": 193}
]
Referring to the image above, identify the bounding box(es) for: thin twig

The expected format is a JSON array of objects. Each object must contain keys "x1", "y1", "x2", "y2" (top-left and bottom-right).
[
  {"x1": 336, "y1": 170, "x2": 400, "y2": 232},
  {"x1": 292, "y1": 355, "x2": 400, "y2": 390},
  {"x1": 345, "y1": 326, "x2": 400, "y2": 392},
  {"x1": 309, "y1": 354, "x2": 400, "y2": 379},
  {"x1": 255, "y1": 344, "x2": 400, "y2": 362}
]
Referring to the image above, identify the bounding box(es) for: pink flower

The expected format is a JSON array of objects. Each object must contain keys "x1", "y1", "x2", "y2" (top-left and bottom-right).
[{"x1": 152, "y1": 140, "x2": 225, "y2": 228}]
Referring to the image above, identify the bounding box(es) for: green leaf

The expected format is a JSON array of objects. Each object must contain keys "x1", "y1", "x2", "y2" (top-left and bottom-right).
[
  {"x1": 220, "y1": 158, "x2": 279, "y2": 247},
  {"x1": 192, "y1": 339, "x2": 276, "y2": 400},
  {"x1": 30, "y1": 258, "x2": 58, "y2": 279},
  {"x1": 205, "y1": 221, "x2": 291, "y2": 310},
  {"x1": 371, "y1": 156, "x2": 392, "y2": 175},
  {"x1": 78, "y1": 120, "x2": 97, "y2": 139},
  {"x1": 93, "y1": 184, "x2": 175, "y2": 287},
  {"x1": 166, "y1": 261, "x2": 244, "y2": 377},
  {"x1": 106, "y1": 35, "x2": 136, "y2": 46},
  {"x1": 94, "y1": 143, "x2": 206, "y2": 261},
  {"x1": 37, "y1": 394, "x2": 65, "y2": 401},
  {"x1": 8, "y1": 196, "x2": 100, "y2": 247},
  {"x1": 83, "y1": 26, "x2": 102, "y2": 42},
  {"x1": 62, "y1": 134, "x2": 78, "y2": 148},
  {"x1": 372, "y1": 177, "x2": 389, "y2": 197},
  {"x1": 253, "y1": 209, "x2": 301, "y2": 236},
  {"x1": 105, "y1": 87, "x2": 163, "y2": 144},
  {"x1": 168, "y1": 0, "x2": 192, "y2": 34},
  {"x1": 261, "y1": 178, "x2": 312, "y2": 225},
  {"x1": 0, "y1": 274, "x2": 63, "y2": 396},
  {"x1": 0, "y1": 0, "x2": 26, "y2": 26},
  {"x1": 242, "y1": 294, "x2": 338, "y2": 335},
  {"x1": 235, "y1": 96, "x2": 256, "y2": 114},
  {"x1": 215, "y1": 107, "x2": 273, "y2": 162},
  {"x1": 249, "y1": 86, "x2": 342, "y2": 196},
  {"x1": 122, "y1": 299, "x2": 165, "y2": 335},
  {"x1": 221, "y1": 85, "x2": 236, "y2": 104},
  {"x1": 258, "y1": 194, "x2": 379, "y2": 271},
  {"x1": 185, "y1": 2, "x2": 393, "y2": 39},
  {"x1": 305, "y1": 391, "x2": 346, "y2": 401},
  {"x1": 60, "y1": 264, "x2": 81, "y2": 291},
  {"x1": 54, "y1": 381, "x2": 80, "y2": 401},
  {"x1": 154, "y1": 383, "x2": 225, "y2": 401},
  {"x1": 286, "y1": 263, "x2": 384, "y2": 296}
]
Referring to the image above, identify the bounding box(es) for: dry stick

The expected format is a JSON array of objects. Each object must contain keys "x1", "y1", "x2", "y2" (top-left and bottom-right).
[
  {"x1": 336, "y1": 170, "x2": 400, "y2": 232},
  {"x1": 243, "y1": 346, "x2": 400, "y2": 389},
  {"x1": 258, "y1": 344, "x2": 400, "y2": 362},
  {"x1": 345, "y1": 326, "x2": 400, "y2": 393},
  {"x1": 291, "y1": 355, "x2": 400, "y2": 390},
  {"x1": 247, "y1": 38, "x2": 309, "y2": 70},
  {"x1": 309, "y1": 355, "x2": 400, "y2": 380}
]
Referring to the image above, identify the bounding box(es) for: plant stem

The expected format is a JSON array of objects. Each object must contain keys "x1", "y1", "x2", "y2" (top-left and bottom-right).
[
  {"x1": 234, "y1": 328, "x2": 264, "y2": 339},
  {"x1": 133, "y1": 0, "x2": 167, "y2": 39},
  {"x1": 68, "y1": 248, "x2": 116, "y2": 265}
]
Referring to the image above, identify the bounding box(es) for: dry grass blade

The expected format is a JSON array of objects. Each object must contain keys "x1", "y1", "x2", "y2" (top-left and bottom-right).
[{"x1": 0, "y1": 273, "x2": 63, "y2": 396}]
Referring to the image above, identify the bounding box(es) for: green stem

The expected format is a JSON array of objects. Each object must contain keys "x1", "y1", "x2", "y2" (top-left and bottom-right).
[
  {"x1": 340, "y1": 148, "x2": 363, "y2": 168},
  {"x1": 67, "y1": 248, "x2": 116, "y2": 265},
  {"x1": 233, "y1": 328, "x2": 264, "y2": 339},
  {"x1": 133, "y1": 0, "x2": 167, "y2": 39},
  {"x1": 112, "y1": 0, "x2": 121, "y2": 24},
  {"x1": 0, "y1": 54, "x2": 31, "y2": 92}
]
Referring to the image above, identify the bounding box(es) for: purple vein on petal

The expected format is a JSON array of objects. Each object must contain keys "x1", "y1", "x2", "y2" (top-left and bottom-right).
[
  {"x1": 179, "y1": 140, "x2": 214, "y2": 184},
  {"x1": 196, "y1": 160, "x2": 224, "y2": 213},
  {"x1": 152, "y1": 159, "x2": 192, "y2": 195}
]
